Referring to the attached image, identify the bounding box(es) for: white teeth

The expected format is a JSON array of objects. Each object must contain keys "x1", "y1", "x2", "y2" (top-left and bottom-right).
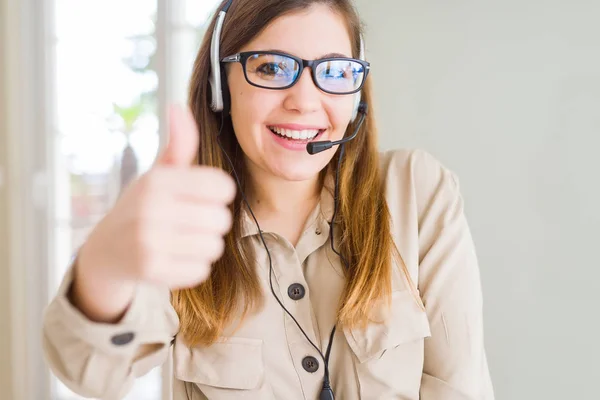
[{"x1": 270, "y1": 126, "x2": 320, "y2": 140}]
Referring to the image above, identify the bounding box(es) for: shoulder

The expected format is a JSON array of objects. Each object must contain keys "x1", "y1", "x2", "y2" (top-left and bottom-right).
[
  {"x1": 378, "y1": 148, "x2": 462, "y2": 216},
  {"x1": 379, "y1": 148, "x2": 460, "y2": 190}
]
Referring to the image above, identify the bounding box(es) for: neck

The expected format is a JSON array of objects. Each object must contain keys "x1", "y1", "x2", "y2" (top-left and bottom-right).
[{"x1": 245, "y1": 164, "x2": 321, "y2": 218}]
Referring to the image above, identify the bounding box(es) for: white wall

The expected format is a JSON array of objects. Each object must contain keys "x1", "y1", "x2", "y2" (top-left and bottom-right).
[
  {"x1": 0, "y1": 0, "x2": 14, "y2": 397},
  {"x1": 355, "y1": 0, "x2": 600, "y2": 399}
]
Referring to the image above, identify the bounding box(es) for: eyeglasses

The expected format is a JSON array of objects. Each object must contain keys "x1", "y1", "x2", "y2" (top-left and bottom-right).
[{"x1": 221, "y1": 51, "x2": 370, "y2": 95}]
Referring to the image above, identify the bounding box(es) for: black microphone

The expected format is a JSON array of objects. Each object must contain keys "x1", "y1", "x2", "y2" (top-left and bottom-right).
[{"x1": 306, "y1": 102, "x2": 368, "y2": 155}]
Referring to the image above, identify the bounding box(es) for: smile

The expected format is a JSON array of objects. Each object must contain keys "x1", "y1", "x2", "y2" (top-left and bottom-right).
[{"x1": 267, "y1": 126, "x2": 324, "y2": 141}]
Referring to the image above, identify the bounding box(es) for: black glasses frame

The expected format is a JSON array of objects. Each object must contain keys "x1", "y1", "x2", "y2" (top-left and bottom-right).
[{"x1": 221, "y1": 51, "x2": 370, "y2": 95}]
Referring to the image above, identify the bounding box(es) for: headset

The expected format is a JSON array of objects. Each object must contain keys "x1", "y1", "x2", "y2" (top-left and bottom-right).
[{"x1": 206, "y1": 1, "x2": 370, "y2": 399}]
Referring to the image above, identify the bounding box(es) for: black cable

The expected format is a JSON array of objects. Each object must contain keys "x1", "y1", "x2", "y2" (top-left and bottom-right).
[{"x1": 215, "y1": 112, "x2": 348, "y2": 399}]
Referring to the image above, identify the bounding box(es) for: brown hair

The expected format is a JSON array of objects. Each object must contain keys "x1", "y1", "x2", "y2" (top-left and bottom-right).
[{"x1": 171, "y1": 0, "x2": 418, "y2": 346}]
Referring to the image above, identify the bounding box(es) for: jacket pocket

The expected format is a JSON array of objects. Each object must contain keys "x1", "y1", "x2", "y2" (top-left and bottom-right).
[
  {"x1": 343, "y1": 290, "x2": 431, "y2": 400},
  {"x1": 173, "y1": 336, "x2": 275, "y2": 400}
]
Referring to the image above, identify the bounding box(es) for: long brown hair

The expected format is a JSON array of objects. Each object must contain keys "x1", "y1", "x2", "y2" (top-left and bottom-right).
[{"x1": 171, "y1": 0, "x2": 418, "y2": 347}]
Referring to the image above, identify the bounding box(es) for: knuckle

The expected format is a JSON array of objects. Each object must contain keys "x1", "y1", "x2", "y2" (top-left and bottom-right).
[
  {"x1": 218, "y1": 207, "x2": 234, "y2": 232},
  {"x1": 199, "y1": 263, "x2": 212, "y2": 279},
  {"x1": 203, "y1": 168, "x2": 237, "y2": 200},
  {"x1": 220, "y1": 175, "x2": 237, "y2": 200},
  {"x1": 191, "y1": 264, "x2": 212, "y2": 286},
  {"x1": 215, "y1": 237, "x2": 226, "y2": 257},
  {"x1": 206, "y1": 236, "x2": 225, "y2": 261}
]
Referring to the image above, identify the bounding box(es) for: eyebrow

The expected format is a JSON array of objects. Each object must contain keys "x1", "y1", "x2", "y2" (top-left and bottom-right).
[{"x1": 267, "y1": 49, "x2": 351, "y2": 59}]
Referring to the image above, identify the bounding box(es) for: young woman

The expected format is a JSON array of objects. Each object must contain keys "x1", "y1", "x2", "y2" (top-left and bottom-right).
[{"x1": 42, "y1": 0, "x2": 494, "y2": 399}]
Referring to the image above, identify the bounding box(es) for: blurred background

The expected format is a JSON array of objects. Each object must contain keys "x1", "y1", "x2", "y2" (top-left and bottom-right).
[{"x1": 0, "y1": 0, "x2": 598, "y2": 399}]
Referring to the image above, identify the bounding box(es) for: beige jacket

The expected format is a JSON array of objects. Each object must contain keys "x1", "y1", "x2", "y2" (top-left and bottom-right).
[{"x1": 42, "y1": 149, "x2": 494, "y2": 400}]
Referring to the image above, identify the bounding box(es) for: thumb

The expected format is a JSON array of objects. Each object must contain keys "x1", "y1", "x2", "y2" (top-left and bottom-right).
[{"x1": 156, "y1": 105, "x2": 199, "y2": 166}]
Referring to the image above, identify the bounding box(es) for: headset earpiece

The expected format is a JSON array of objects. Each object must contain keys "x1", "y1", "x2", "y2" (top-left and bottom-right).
[{"x1": 209, "y1": 6, "x2": 229, "y2": 113}]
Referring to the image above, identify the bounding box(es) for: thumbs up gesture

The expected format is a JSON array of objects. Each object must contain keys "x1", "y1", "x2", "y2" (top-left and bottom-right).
[{"x1": 76, "y1": 106, "x2": 236, "y2": 306}]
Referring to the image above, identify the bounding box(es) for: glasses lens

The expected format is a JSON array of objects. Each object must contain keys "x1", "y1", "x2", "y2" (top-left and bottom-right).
[
  {"x1": 315, "y1": 60, "x2": 365, "y2": 94},
  {"x1": 245, "y1": 53, "x2": 300, "y2": 88}
]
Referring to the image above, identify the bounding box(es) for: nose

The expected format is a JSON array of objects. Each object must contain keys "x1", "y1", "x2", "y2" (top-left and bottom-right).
[{"x1": 282, "y1": 66, "x2": 321, "y2": 114}]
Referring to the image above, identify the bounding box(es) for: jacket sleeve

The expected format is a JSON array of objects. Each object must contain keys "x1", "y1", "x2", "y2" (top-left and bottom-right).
[
  {"x1": 413, "y1": 151, "x2": 495, "y2": 399},
  {"x1": 42, "y1": 265, "x2": 179, "y2": 399}
]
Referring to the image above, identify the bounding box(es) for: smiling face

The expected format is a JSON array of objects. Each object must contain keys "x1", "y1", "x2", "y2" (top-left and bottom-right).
[{"x1": 226, "y1": 3, "x2": 356, "y2": 182}]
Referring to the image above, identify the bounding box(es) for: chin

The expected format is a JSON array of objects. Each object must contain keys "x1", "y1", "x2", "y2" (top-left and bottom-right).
[
  {"x1": 274, "y1": 169, "x2": 319, "y2": 182},
  {"x1": 270, "y1": 160, "x2": 326, "y2": 182}
]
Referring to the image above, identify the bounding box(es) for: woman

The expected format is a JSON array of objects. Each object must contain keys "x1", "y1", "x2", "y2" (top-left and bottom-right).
[{"x1": 42, "y1": 0, "x2": 494, "y2": 399}]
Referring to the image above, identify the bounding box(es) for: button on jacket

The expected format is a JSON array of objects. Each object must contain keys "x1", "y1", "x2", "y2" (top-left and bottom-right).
[{"x1": 42, "y1": 149, "x2": 495, "y2": 400}]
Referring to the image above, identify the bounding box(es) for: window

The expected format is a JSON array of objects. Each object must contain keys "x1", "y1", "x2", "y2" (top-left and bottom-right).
[{"x1": 48, "y1": 0, "x2": 221, "y2": 399}]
